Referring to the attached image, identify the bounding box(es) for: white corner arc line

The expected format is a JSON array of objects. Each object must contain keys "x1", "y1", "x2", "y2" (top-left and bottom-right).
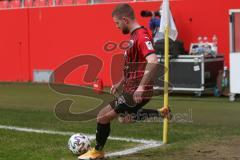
[{"x1": 0, "y1": 125, "x2": 163, "y2": 158}]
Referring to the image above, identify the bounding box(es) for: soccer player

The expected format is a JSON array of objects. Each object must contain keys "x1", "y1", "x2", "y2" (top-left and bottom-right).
[{"x1": 78, "y1": 3, "x2": 171, "y2": 160}]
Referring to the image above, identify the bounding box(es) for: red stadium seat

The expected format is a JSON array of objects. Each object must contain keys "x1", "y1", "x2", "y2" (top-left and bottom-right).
[
  {"x1": 24, "y1": 0, "x2": 32, "y2": 7},
  {"x1": 8, "y1": 0, "x2": 21, "y2": 8},
  {"x1": 77, "y1": 0, "x2": 88, "y2": 5},
  {"x1": 95, "y1": 0, "x2": 131, "y2": 3},
  {"x1": 0, "y1": 0, "x2": 9, "y2": 9},
  {"x1": 54, "y1": 0, "x2": 87, "y2": 6},
  {"x1": 24, "y1": 0, "x2": 52, "y2": 8},
  {"x1": 21, "y1": 0, "x2": 86, "y2": 7},
  {"x1": 61, "y1": 0, "x2": 73, "y2": 6},
  {"x1": 32, "y1": 0, "x2": 48, "y2": 7},
  {"x1": 46, "y1": 0, "x2": 53, "y2": 6},
  {"x1": 54, "y1": 0, "x2": 62, "y2": 6}
]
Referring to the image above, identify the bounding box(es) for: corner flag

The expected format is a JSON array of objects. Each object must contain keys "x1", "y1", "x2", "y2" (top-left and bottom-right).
[
  {"x1": 159, "y1": 0, "x2": 178, "y2": 41},
  {"x1": 158, "y1": 0, "x2": 178, "y2": 144}
]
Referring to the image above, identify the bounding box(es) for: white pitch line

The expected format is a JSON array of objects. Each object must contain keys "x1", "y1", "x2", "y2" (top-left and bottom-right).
[
  {"x1": 0, "y1": 125, "x2": 163, "y2": 158},
  {"x1": 107, "y1": 136, "x2": 160, "y2": 144},
  {"x1": 0, "y1": 125, "x2": 160, "y2": 144},
  {"x1": 0, "y1": 125, "x2": 96, "y2": 140},
  {"x1": 106, "y1": 143, "x2": 161, "y2": 157}
]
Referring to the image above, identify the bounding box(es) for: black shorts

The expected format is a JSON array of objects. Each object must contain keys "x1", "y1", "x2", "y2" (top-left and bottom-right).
[{"x1": 109, "y1": 93, "x2": 150, "y2": 114}]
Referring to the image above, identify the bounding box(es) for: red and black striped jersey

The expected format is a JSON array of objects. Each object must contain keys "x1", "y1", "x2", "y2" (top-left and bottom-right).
[{"x1": 123, "y1": 26, "x2": 156, "y2": 94}]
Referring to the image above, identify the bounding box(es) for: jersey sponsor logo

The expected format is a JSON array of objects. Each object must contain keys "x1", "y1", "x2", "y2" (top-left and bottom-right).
[
  {"x1": 145, "y1": 41, "x2": 154, "y2": 50},
  {"x1": 129, "y1": 40, "x2": 134, "y2": 48}
]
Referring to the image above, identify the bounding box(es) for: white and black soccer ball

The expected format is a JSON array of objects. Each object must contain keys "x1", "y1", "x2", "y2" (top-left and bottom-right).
[{"x1": 68, "y1": 133, "x2": 91, "y2": 155}]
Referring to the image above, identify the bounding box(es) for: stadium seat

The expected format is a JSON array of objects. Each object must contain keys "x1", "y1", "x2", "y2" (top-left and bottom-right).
[
  {"x1": 0, "y1": 0, "x2": 9, "y2": 9},
  {"x1": 32, "y1": 0, "x2": 48, "y2": 7},
  {"x1": 24, "y1": 0, "x2": 32, "y2": 7},
  {"x1": 61, "y1": 0, "x2": 73, "y2": 6},
  {"x1": 8, "y1": 0, "x2": 21, "y2": 8},
  {"x1": 95, "y1": 0, "x2": 131, "y2": 3},
  {"x1": 54, "y1": 0, "x2": 62, "y2": 5},
  {"x1": 76, "y1": 0, "x2": 87, "y2": 5},
  {"x1": 55, "y1": 0, "x2": 87, "y2": 6}
]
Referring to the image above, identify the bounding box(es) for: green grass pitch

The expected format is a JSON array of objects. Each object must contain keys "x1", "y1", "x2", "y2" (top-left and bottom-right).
[{"x1": 0, "y1": 83, "x2": 239, "y2": 160}]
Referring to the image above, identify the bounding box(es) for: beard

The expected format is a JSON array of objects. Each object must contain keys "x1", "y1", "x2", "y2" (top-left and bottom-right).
[{"x1": 122, "y1": 26, "x2": 130, "y2": 35}]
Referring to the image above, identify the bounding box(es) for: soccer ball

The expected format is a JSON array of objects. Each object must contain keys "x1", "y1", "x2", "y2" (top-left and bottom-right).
[{"x1": 68, "y1": 133, "x2": 91, "y2": 155}]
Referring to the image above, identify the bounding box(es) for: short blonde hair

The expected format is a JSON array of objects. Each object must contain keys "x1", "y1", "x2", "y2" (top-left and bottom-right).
[{"x1": 112, "y1": 3, "x2": 135, "y2": 20}]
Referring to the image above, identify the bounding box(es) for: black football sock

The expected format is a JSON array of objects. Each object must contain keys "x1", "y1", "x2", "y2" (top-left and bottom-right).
[{"x1": 95, "y1": 123, "x2": 110, "y2": 151}]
